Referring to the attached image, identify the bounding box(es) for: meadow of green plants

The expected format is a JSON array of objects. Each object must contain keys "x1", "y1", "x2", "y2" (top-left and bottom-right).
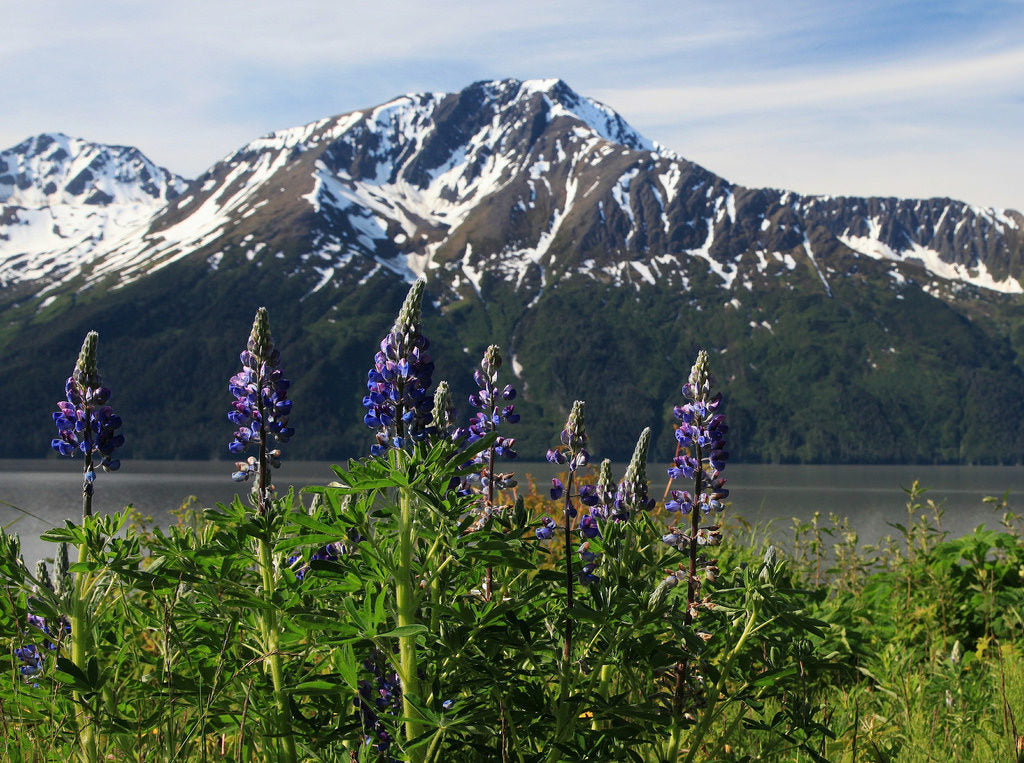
[{"x1": 1, "y1": 279, "x2": 1023, "y2": 762}]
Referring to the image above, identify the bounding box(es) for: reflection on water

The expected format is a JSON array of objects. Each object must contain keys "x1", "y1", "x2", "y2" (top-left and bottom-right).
[{"x1": 2, "y1": 459, "x2": 1023, "y2": 563}]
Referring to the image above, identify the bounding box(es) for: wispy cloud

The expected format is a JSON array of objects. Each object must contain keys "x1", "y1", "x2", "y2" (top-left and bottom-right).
[
  {"x1": 593, "y1": 46, "x2": 1024, "y2": 121},
  {"x1": 2, "y1": 1, "x2": 1023, "y2": 210}
]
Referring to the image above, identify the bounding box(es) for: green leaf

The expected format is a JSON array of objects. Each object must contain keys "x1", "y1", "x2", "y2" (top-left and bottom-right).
[
  {"x1": 289, "y1": 679, "x2": 345, "y2": 695},
  {"x1": 379, "y1": 624, "x2": 428, "y2": 638}
]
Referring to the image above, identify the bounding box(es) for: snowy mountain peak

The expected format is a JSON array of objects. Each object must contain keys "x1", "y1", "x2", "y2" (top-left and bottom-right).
[
  {"x1": 0, "y1": 133, "x2": 188, "y2": 288},
  {"x1": 514, "y1": 78, "x2": 666, "y2": 155},
  {"x1": 1, "y1": 133, "x2": 187, "y2": 207}
]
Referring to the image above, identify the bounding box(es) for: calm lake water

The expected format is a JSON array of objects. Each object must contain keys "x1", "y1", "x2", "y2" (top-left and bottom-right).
[{"x1": 2, "y1": 459, "x2": 1023, "y2": 564}]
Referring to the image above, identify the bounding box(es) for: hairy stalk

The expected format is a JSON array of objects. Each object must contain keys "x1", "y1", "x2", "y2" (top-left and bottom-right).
[
  {"x1": 484, "y1": 444, "x2": 496, "y2": 600},
  {"x1": 667, "y1": 441, "x2": 704, "y2": 761},
  {"x1": 258, "y1": 537, "x2": 295, "y2": 762},
  {"x1": 562, "y1": 469, "x2": 577, "y2": 665},
  {"x1": 545, "y1": 469, "x2": 578, "y2": 762},
  {"x1": 72, "y1": 444, "x2": 97, "y2": 763},
  {"x1": 671, "y1": 442, "x2": 704, "y2": 708},
  {"x1": 395, "y1": 456, "x2": 425, "y2": 760},
  {"x1": 246, "y1": 346, "x2": 296, "y2": 762}
]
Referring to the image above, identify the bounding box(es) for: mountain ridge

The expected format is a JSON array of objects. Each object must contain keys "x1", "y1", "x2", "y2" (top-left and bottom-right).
[{"x1": 3, "y1": 78, "x2": 1024, "y2": 465}]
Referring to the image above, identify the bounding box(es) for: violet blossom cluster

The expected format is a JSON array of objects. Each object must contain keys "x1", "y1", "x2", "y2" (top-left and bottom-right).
[
  {"x1": 545, "y1": 400, "x2": 588, "y2": 472},
  {"x1": 16, "y1": 561, "x2": 71, "y2": 684},
  {"x1": 51, "y1": 332, "x2": 124, "y2": 482},
  {"x1": 363, "y1": 279, "x2": 435, "y2": 455},
  {"x1": 287, "y1": 529, "x2": 363, "y2": 581},
  {"x1": 15, "y1": 612, "x2": 69, "y2": 680},
  {"x1": 458, "y1": 345, "x2": 521, "y2": 529},
  {"x1": 664, "y1": 351, "x2": 728, "y2": 517},
  {"x1": 460, "y1": 345, "x2": 519, "y2": 460},
  {"x1": 228, "y1": 307, "x2": 294, "y2": 480},
  {"x1": 537, "y1": 400, "x2": 588, "y2": 541},
  {"x1": 354, "y1": 649, "x2": 403, "y2": 760},
  {"x1": 661, "y1": 350, "x2": 728, "y2": 600}
]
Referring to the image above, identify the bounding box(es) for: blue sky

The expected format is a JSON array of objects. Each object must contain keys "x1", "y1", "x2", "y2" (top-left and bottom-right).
[{"x1": 4, "y1": 0, "x2": 1024, "y2": 211}]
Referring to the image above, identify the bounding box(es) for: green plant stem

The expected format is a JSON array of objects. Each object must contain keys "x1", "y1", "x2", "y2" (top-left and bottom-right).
[
  {"x1": 592, "y1": 663, "x2": 615, "y2": 731},
  {"x1": 71, "y1": 539, "x2": 97, "y2": 763},
  {"x1": 396, "y1": 481, "x2": 425, "y2": 760},
  {"x1": 258, "y1": 538, "x2": 296, "y2": 763},
  {"x1": 484, "y1": 442, "x2": 496, "y2": 600},
  {"x1": 669, "y1": 442, "x2": 704, "y2": 752},
  {"x1": 72, "y1": 450, "x2": 98, "y2": 763},
  {"x1": 547, "y1": 470, "x2": 577, "y2": 762},
  {"x1": 680, "y1": 605, "x2": 761, "y2": 763}
]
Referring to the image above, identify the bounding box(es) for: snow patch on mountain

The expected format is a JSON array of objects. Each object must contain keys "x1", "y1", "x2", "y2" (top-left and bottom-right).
[{"x1": 840, "y1": 217, "x2": 1023, "y2": 294}]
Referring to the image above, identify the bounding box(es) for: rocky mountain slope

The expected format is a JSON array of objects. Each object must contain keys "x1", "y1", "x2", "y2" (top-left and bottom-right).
[{"x1": 3, "y1": 79, "x2": 1024, "y2": 465}]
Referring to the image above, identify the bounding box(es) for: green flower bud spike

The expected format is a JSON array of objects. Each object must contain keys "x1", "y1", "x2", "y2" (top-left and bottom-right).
[
  {"x1": 623, "y1": 427, "x2": 652, "y2": 492},
  {"x1": 247, "y1": 306, "x2": 273, "y2": 362},
  {"x1": 432, "y1": 380, "x2": 454, "y2": 435},
  {"x1": 73, "y1": 331, "x2": 100, "y2": 389},
  {"x1": 393, "y1": 278, "x2": 426, "y2": 337},
  {"x1": 688, "y1": 349, "x2": 711, "y2": 395},
  {"x1": 483, "y1": 344, "x2": 502, "y2": 375}
]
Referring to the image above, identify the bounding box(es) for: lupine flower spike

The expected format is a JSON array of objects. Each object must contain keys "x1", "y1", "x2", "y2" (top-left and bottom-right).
[
  {"x1": 575, "y1": 429, "x2": 654, "y2": 586},
  {"x1": 658, "y1": 350, "x2": 729, "y2": 726},
  {"x1": 363, "y1": 278, "x2": 435, "y2": 455},
  {"x1": 228, "y1": 307, "x2": 294, "y2": 512},
  {"x1": 460, "y1": 345, "x2": 520, "y2": 534},
  {"x1": 537, "y1": 401, "x2": 589, "y2": 660},
  {"x1": 430, "y1": 381, "x2": 455, "y2": 440},
  {"x1": 614, "y1": 427, "x2": 656, "y2": 521},
  {"x1": 662, "y1": 350, "x2": 728, "y2": 610},
  {"x1": 51, "y1": 332, "x2": 125, "y2": 506}
]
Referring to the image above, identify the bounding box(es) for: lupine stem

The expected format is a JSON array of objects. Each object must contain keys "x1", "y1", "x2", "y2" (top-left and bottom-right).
[
  {"x1": 484, "y1": 444, "x2": 496, "y2": 600},
  {"x1": 258, "y1": 538, "x2": 295, "y2": 762},
  {"x1": 561, "y1": 469, "x2": 577, "y2": 665},
  {"x1": 72, "y1": 440, "x2": 97, "y2": 763},
  {"x1": 254, "y1": 381, "x2": 295, "y2": 762},
  {"x1": 546, "y1": 469, "x2": 577, "y2": 760},
  {"x1": 680, "y1": 605, "x2": 760, "y2": 763},
  {"x1": 395, "y1": 466, "x2": 425, "y2": 760}
]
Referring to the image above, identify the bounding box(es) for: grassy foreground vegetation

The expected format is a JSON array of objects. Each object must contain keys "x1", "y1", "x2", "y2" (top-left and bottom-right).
[{"x1": 1, "y1": 480, "x2": 1022, "y2": 761}]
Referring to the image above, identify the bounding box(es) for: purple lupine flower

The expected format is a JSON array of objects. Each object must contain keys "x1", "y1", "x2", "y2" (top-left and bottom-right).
[
  {"x1": 51, "y1": 332, "x2": 124, "y2": 481},
  {"x1": 550, "y1": 478, "x2": 564, "y2": 500},
  {"x1": 665, "y1": 351, "x2": 729, "y2": 519},
  {"x1": 14, "y1": 644, "x2": 43, "y2": 678},
  {"x1": 457, "y1": 345, "x2": 521, "y2": 534},
  {"x1": 227, "y1": 308, "x2": 294, "y2": 477},
  {"x1": 578, "y1": 513, "x2": 600, "y2": 539},
  {"x1": 456, "y1": 345, "x2": 520, "y2": 465},
  {"x1": 354, "y1": 649, "x2": 403, "y2": 760},
  {"x1": 536, "y1": 516, "x2": 557, "y2": 540},
  {"x1": 541, "y1": 402, "x2": 589, "y2": 533},
  {"x1": 15, "y1": 610, "x2": 70, "y2": 682},
  {"x1": 363, "y1": 279, "x2": 435, "y2": 455},
  {"x1": 287, "y1": 529, "x2": 364, "y2": 581},
  {"x1": 578, "y1": 562, "x2": 599, "y2": 585},
  {"x1": 661, "y1": 350, "x2": 728, "y2": 626}
]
